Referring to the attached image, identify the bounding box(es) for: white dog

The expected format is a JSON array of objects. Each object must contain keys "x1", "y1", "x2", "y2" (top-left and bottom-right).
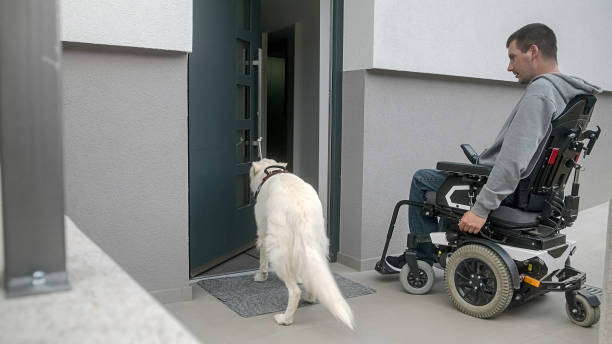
[{"x1": 249, "y1": 158, "x2": 354, "y2": 329}]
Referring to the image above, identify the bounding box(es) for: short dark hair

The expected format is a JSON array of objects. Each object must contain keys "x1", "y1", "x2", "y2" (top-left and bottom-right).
[{"x1": 506, "y1": 23, "x2": 557, "y2": 61}]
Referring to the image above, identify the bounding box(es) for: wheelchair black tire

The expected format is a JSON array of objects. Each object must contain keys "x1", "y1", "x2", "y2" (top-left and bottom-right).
[
  {"x1": 565, "y1": 294, "x2": 600, "y2": 327},
  {"x1": 445, "y1": 244, "x2": 513, "y2": 319},
  {"x1": 399, "y1": 260, "x2": 434, "y2": 295}
]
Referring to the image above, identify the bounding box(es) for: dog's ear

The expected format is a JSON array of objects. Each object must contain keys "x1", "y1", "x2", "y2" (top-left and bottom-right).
[
  {"x1": 280, "y1": 162, "x2": 288, "y2": 168},
  {"x1": 251, "y1": 160, "x2": 263, "y2": 175}
]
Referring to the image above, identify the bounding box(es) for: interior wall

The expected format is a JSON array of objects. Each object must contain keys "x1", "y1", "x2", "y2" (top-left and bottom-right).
[
  {"x1": 62, "y1": 43, "x2": 191, "y2": 302},
  {"x1": 261, "y1": 0, "x2": 320, "y2": 188}
]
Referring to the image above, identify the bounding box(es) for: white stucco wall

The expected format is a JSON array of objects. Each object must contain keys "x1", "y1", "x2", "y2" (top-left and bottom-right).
[
  {"x1": 343, "y1": 0, "x2": 374, "y2": 71},
  {"x1": 60, "y1": 0, "x2": 192, "y2": 52},
  {"x1": 345, "y1": 0, "x2": 612, "y2": 90}
]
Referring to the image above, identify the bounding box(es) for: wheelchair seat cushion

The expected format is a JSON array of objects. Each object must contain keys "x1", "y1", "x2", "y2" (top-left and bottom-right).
[
  {"x1": 436, "y1": 161, "x2": 492, "y2": 176},
  {"x1": 425, "y1": 191, "x2": 540, "y2": 228},
  {"x1": 488, "y1": 206, "x2": 541, "y2": 228}
]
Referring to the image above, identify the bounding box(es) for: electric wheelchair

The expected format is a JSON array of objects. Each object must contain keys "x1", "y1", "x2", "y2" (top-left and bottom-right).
[{"x1": 375, "y1": 94, "x2": 602, "y2": 327}]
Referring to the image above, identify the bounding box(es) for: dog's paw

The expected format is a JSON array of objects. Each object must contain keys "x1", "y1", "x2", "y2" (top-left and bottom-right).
[
  {"x1": 274, "y1": 314, "x2": 293, "y2": 326},
  {"x1": 254, "y1": 271, "x2": 268, "y2": 282},
  {"x1": 303, "y1": 292, "x2": 317, "y2": 303}
]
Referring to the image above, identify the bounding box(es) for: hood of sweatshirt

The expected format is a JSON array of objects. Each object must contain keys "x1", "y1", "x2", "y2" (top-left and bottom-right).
[{"x1": 533, "y1": 73, "x2": 602, "y2": 99}]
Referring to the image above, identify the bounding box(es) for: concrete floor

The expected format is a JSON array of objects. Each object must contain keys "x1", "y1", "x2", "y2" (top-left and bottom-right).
[{"x1": 165, "y1": 203, "x2": 609, "y2": 344}]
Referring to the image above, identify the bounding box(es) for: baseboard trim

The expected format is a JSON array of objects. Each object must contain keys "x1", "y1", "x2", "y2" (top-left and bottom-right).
[
  {"x1": 337, "y1": 252, "x2": 380, "y2": 271},
  {"x1": 150, "y1": 285, "x2": 193, "y2": 304}
]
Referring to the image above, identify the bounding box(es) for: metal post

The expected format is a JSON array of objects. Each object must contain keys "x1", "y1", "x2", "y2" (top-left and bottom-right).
[
  {"x1": 1, "y1": 0, "x2": 70, "y2": 297},
  {"x1": 600, "y1": 200, "x2": 612, "y2": 343}
]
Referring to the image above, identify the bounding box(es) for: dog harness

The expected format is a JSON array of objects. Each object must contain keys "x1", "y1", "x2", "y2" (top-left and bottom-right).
[{"x1": 254, "y1": 165, "x2": 289, "y2": 199}]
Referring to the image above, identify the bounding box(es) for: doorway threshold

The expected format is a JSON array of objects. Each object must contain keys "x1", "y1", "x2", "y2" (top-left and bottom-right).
[
  {"x1": 189, "y1": 247, "x2": 260, "y2": 283},
  {"x1": 189, "y1": 269, "x2": 257, "y2": 284}
]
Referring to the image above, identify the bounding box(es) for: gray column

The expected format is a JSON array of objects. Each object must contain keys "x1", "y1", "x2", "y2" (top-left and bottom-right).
[{"x1": 1, "y1": 0, "x2": 70, "y2": 297}]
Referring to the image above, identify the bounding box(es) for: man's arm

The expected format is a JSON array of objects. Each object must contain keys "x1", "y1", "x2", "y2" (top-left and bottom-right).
[{"x1": 467, "y1": 95, "x2": 556, "y2": 230}]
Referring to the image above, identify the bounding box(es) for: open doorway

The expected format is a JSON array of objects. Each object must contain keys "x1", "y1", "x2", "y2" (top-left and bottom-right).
[{"x1": 265, "y1": 27, "x2": 294, "y2": 170}]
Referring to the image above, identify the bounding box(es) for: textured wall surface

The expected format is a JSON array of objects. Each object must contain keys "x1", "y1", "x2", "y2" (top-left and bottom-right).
[
  {"x1": 344, "y1": 0, "x2": 612, "y2": 91},
  {"x1": 62, "y1": 44, "x2": 190, "y2": 301},
  {"x1": 60, "y1": 0, "x2": 192, "y2": 52},
  {"x1": 338, "y1": 71, "x2": 366, "y2": 269}
]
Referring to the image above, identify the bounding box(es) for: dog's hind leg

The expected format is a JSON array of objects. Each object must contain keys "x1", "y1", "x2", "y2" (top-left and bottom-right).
[
  {"x1": 254, "y1": 248, "x2": 269, "y2": 282},
  {"x1": 303, "y1": 289, "x2": 317, "y2": 303},
  {"x1": 274, "y1": 277, "x2": 301, "y2": 326},
  {"x1": 254, "y1": 218, "x2": 269, "y2": 282}
]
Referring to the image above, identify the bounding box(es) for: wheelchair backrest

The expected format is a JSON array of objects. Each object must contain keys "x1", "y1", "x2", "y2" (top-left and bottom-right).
[{"x1": 521, "y1": 94, "x2": 597, "y2": 200}]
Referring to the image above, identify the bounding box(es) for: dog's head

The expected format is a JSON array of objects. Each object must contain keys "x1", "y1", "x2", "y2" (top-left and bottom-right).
[{"x1": 249, "y1": 158, "x2": 288, "y2": 193}]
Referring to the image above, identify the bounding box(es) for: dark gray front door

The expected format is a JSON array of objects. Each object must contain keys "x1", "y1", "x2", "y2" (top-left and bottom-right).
[{"x1": 189, "y1": 0, "x2": 260, "y2": 277}]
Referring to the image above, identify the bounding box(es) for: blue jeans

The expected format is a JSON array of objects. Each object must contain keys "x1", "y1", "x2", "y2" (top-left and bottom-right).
[{"x1": 408, "y1": 169, "x2": 447, "y2": 264}]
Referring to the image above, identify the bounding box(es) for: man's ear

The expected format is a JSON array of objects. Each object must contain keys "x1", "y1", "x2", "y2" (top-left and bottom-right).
[{"x1": 529, "y1": 44, "x2": 539, "y2": 59}]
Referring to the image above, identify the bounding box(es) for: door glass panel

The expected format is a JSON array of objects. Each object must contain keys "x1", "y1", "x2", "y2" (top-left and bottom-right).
[
  {"x1": 236, "y1": 173, "x2": 250, "y2": 208},
  {"x1": 237, "y1": 0, "x2": 250, "y2": 30},
  {"x1": 236, "y1": 40, "x2": 250, "y2": 76},
  {"x1": 236, "y1": 85, "x2": 250, "y2": 119},
  {"x1": 236, "y1": 130, "x2": 250, "y2": 163}
]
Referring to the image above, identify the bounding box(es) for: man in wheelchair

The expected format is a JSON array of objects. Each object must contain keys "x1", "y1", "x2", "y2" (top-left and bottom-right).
[{"x1": 375, "y1": 23, "x2": 603, "y2": 327}]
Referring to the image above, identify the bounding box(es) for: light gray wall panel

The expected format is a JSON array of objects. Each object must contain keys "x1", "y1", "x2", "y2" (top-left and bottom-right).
[
  {"x1": 62, "y1": 44, "x2": 190, "y2": 299},
  {"x1": 338, "y1": 70, "x2": 365, "y2": 269}
]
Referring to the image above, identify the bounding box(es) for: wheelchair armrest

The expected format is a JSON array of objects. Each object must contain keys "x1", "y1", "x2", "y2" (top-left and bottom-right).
[{"x1": 437, "y1": 161, "x2": 492, "y2": 176}]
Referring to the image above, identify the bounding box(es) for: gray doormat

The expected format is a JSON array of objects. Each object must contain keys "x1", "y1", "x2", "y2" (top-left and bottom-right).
[{"x1": 197, "y1": 272, "x2": 376, "y2": 317}]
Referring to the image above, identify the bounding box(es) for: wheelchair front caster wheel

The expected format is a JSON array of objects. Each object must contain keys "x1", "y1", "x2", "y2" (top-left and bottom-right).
[
  {"x1": 399, "y1": 260, "x2": 434, "y2": 294},
  {"x1": 566, "y1": 294, "x2": 600, "y2": 327}
]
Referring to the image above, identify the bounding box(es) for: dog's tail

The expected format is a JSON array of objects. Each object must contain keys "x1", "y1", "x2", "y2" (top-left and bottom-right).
[{"x1": 300, "y1": 245, "x2": 355, "y2": 330}]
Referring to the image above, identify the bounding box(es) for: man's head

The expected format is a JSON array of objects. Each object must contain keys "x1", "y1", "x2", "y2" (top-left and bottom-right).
[{"x1": 506, "y1": 23, "x2": 559, "y2": 84}]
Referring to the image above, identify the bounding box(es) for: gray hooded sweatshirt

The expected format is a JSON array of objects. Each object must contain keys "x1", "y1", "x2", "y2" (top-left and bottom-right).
[{"x1": 471, "y1": 73, "x2": 602, "y2": 218}]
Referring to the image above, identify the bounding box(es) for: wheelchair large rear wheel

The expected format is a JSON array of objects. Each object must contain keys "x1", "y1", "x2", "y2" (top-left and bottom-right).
[{"x1": 445, "y1": 244, "x2": 513, "y2": 318}]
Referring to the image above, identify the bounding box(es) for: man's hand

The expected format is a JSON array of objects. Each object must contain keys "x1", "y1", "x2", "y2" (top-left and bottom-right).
[{"x1": 458, "y1": 210, "x2": 487, "y2": 234}]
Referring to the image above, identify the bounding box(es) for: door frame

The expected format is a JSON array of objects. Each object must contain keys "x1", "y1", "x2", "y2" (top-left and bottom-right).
[
  {"x1": 187, "y1": 0, "x2": 343, "y2": 277},
  {"x1": 327, "y1": 0, "x2": 343, "y2": 261}
]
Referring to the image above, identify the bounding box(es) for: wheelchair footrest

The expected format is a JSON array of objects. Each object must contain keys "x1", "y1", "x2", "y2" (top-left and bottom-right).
[{"x1": 374, "y1": 258, "x2": 398, "y2": 275}]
